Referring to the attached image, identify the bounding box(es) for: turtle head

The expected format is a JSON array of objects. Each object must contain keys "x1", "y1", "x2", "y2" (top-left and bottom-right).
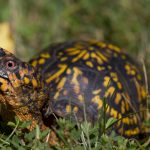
[{"x1": 0, "y1": 48, "x2": 47, "y2": 129}]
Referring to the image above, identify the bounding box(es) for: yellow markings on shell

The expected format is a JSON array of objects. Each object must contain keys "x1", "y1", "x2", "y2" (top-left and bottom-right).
[
  {"x1": 97, "y1": 66, "x2": 105, "y2": 71},
  {"x1": 115, "y1": 93, "x2": 121, "y2": 104},
  {"x1": 121, "y1": 101, "x2": 125, "y2": 114},
  {"x1": 24, "y1": 77, "x2": 30, "y2": 84},
  {"x1": 40, "y1": 53, "x2": 50, "y2": 58},
  {"x1": 103, "y1": 76, "x2": 110, "y2": 87},
  {"x1": 125, "y1": 102, "x2": 129, "y2": 111},
  {"x1": 141, "y1": 86, "x2": 147, "y2": 99},
  {"x1": 66, "y1": 68, "x2": 71, "y2": 74},
  {"x1": 31, "y1": 60, "x2": 38, "y2": 67},
  {"x1": 71, "y1": 67, "x2": 82, "y2": 86},
  {"x1": 108, "y1": 44, "x2": 121, "y2": 52},
  {"x1": 89, "y1": 40, "x2": 98, "y2": 44},
  {"x1": 121, "y1": 55, "x2": 126, "y2": 59},
  {"x1": 110, "y1": 107, "x2": 118, "y2": 118},
  {"x1": 110, "y1": 72, "x2": 118, "y2": 82},
  {"x1": 86, "y1": 61, "x2": 93, "y2": 68},
  {"x1": 122, "y1": 117, "x2": 130, "y2": 125},
  {"x1": 83, "y1": 53, "x2": 90, "y2": 60},
  {"x1": 105, "y1": 86, "x2": 115, "y2": 97},
  {"x1": 124, "y1": 130, "x2": 131, "y2": 136},
  {"x1": 125, "y1": 64, "x2": 136, "y2": 76},
  {"x1": 110, "y1": 72, "x2": 117, "y2": 77},
  {"x1": 38, "y1": 58, "x2": 45, "y2": 64},
  {"x1": 117, "y1": 120, "x2": 121, "y2": 127},
  {"x1": 92, "y1": 95, "x2": 103, "y2": 109},
  {"x1": 74, "y1": 85, "x2": 80, "y2": 94},
  {"x1": 137, "y1": 74, "x2": 142, "y2": 80},
  {"x1": 108, "y1": 65, "x2": 112, "y2": 69},
  {"x1": 125, "y1": 64, "x2": 130, "y2": 70},
  {"x1": 129, "y1": 117, "x2": 134, "y2": 125},
  {"x1": 66, "y1": 105, "x2": 71, "y2": 113},
  {"x1": 132, "y1": 127, "x2": 140, "y2": 135},
  {"x1": 133, "y1": 115, "x2": 137, "y2": 124},
  {"x1": 66, "y1": 48, "x2": 77, "y2": 52},
  {"x1": 97, "y1": 42, "x2": 106, "y2": 48},
  {"x1": 54, "y1": 92, "x2": 60, "y2": 99},
  {"x1": 75, "y1": 43, "x2": 83, "y2": 49},
  {"x1": 46, "y1": 64, "x2": 67, "y2": 83},
  {"x1": 32, "y1": 79, "x2": 38, "y2": 88},
  {"x1": 106, "y1": 105, "x2": 110, "y2": 113},
  {"x1": 57, "y1": 77, "x2": 67, "y2": 90},
  {"x1": 60, "y1": 57, "x2": 68, "y2": 61},
  {"x1": 78, "y1": 94, "x2": 84, "y2": 102},
  {"x1": 92, "y1": 89, "x2": 101, "y2": 95},
  {"x1": 72, "y1": 50, "x2": 87, "y2": 62},
  {"x1": 71, "y1": 68, "x2": 83, "y2": 95},
  {"x1": 114, "y1": 53, "x2": 118, "y2": 57},
  {"x1": 91, "y1": 52, "x2": 103, "y2": 64},
  {"x1": 89, "y1": 47, "x2": 94, "y2": 51},
  {"x1": 123, "y1": 92, "x2": 131, "y2": 103},
  {"x1": 124, "y1": 127, "x2": 140, "y2": 136},
  {"x1": 134, "y1": 79, "x2": 142, "y2": 101},
  {"x1": 130, "y1": 70, "x2": 136, "y2": 75},
  {"x1": 106, "y1": 104, "x2": 122, "y2": 120},
  {"x1": 96, "y1": 51, "x2": 108, "y2": 62},
  {"x1": 58, "y1": 52, "x2": 63, "y2": 56},
  {"x1": 73, "y1": 106, "x2": 78, "y2": 113},
  {"x1": 118, "y1": 113, "x2": 122, "y2": 119},
  {"x1": 68, "y1": 50, "x2": 81, "y2": 55},
  {"x1": 117, "y1": 82, "x2": 122, "y2": 89}
]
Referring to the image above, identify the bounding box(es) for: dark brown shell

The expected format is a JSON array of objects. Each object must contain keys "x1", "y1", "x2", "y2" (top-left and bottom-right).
[{"x1": 30, "y1": 41, "x2": 147, "y2": 138}]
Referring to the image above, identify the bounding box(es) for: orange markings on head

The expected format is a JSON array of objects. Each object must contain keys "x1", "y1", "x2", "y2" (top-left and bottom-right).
[
  {"x1": 13, "y1": 78, "x2": 21, "y2": 88},
  {"x1": 19, "y1": 69, "x2": 29, "y2": 78},
  {"x1": 0, "y1": 78, "x2": 8, "y2": 91},
  {"x1": 8, "y1": 73, "x2": 21, "y2": 88},
  {"x1": 8, "y1": 73, "x2": 16, "y2": 81}
]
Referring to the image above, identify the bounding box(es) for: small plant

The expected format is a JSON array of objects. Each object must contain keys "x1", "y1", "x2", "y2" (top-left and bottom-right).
[
  {"x1": 0, "y1": 115, "x2": 150, "y2": 149},
  {"x1": 0, "y1": 117, "x2": 50, "y2": 150}
]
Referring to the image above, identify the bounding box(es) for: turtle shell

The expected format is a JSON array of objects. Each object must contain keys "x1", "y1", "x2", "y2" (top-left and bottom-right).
[{"x1": 30, "y1": 41, "x2": 147, "y2": 138}]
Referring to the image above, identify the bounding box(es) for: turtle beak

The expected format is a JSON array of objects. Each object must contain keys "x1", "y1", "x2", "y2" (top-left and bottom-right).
[{"x1": 0, "y1": 69, "x2": 8, "y2": 79}]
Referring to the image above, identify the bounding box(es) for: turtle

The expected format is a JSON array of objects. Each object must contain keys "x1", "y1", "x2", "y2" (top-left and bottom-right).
[{"x1": 0, "y1": 40, "x2": 148, "y2": 139}]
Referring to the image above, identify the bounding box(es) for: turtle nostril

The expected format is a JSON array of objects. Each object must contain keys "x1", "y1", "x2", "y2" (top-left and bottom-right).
[{"x1": 0, "y1": 48, "x2": 6, "y2": 57}]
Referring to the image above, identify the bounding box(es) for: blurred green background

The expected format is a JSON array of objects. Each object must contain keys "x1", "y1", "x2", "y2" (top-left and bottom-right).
[{"x1": 0, "y1": 0, "x2": 150, "y2": 85}]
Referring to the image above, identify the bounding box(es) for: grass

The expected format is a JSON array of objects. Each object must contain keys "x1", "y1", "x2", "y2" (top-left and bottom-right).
[
  {"x1": 0, "y1": 92, "x2": 149, "y2": 150},
  {"x1": 0, "y1": 116, "x2": 149, "y2": 149}
]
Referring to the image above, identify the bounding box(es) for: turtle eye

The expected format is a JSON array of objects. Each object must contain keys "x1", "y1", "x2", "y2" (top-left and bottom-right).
[{"x1": 6, "y1": 60, "x2": 16, "y2": 70}]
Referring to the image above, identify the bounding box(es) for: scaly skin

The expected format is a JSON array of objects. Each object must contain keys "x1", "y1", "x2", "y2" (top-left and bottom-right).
[
  {"x1": 0, "y1": 48, "x2": 47, "y2": 130},
  {"x1": 0, "y1": 41, "x2": 148, "y2": 140}
]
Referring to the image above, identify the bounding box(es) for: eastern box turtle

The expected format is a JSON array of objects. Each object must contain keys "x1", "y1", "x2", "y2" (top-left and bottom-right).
[{"x1": 0, "y1": 41, "x2": 148, "y2": 138}]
